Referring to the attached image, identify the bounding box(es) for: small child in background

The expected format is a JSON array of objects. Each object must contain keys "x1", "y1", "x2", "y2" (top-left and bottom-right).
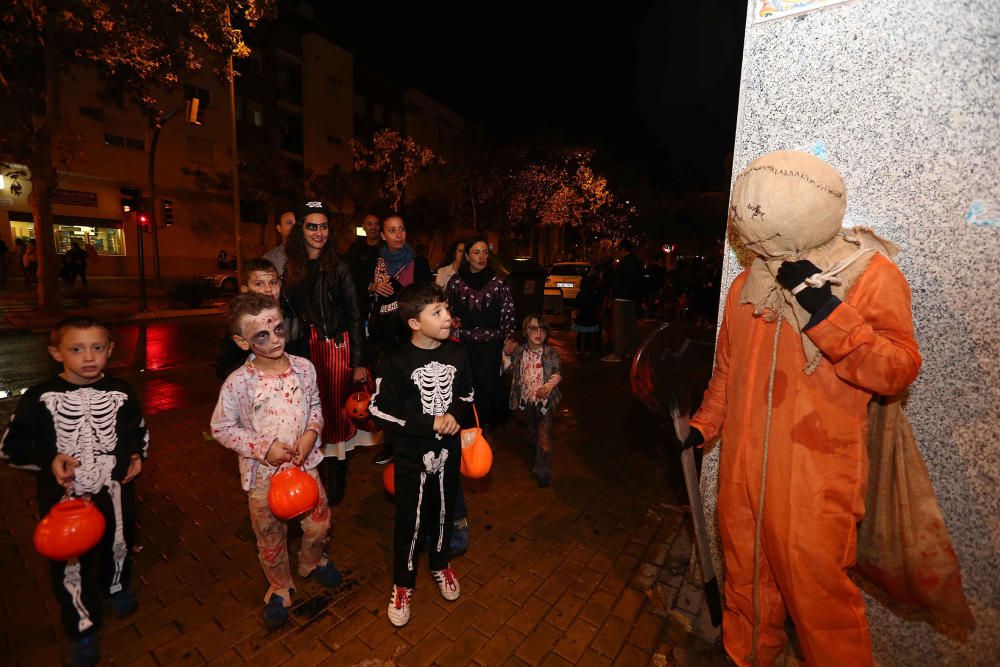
[
  {"x1": 215, "y1": 257, "x2": 285, "y2": 380},
  {"x1": 1, "y1": 317, "x2": 148, "y2": 667},
  {"x1": 503, "y1": 314, "x2": 562, "y2": 487},
  {"x1": 210, "y1": 293, "x2": 342, "y2": 630}
]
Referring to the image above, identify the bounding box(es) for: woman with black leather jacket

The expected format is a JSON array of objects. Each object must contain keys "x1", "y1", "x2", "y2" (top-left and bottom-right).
[{"x1": 283, "y1": 200, "x2": 367, "y2": 505}]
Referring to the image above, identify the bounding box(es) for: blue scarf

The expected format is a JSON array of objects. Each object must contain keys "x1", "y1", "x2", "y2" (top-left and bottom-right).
[{"x1": 380, "y1": 243, "x2": 415, "y2": 277}]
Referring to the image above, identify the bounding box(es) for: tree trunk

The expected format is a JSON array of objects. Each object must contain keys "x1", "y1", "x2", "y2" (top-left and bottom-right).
[{"x1": 32, "y1": 16, "x2": 64, "y2": 316}]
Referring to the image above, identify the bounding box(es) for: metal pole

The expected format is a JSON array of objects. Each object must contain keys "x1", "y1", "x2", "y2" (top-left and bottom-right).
[
  {"x1": 147, "y1": 106, "x2": 181, "y2": 287},
  {"x1": 136, "y1": 213, "x2": 148, "y2": 312},
  {"x1": 148, "y1": 124, "x2": 162, "y2": 285},
  {"x1": 227, "y1": 25, "x2": 242, "y2": 276}
]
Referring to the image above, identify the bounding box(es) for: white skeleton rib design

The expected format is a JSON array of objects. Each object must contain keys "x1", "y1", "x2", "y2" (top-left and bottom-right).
[
  {"x1": 410, "y1": 361, "x2": 457, "y2": 417},
  {"x1": 41, "y1": 388, "x2": 127, "y2": 495},
  {"x1": 408, "y1": 449, "x2": 450, "y2": 571}
]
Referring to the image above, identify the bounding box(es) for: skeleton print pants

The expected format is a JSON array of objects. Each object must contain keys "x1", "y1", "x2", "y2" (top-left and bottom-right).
[
  {"x1": 248, "y1": 468, "x2": 331, "y2": 606},
  {"x1": 393, "y1": 444, "x2": 460, "y2": 588},
  {"x1": 525, "y1": 405, "x2": 554, "y2": 481},
  {"x1": 48, "y1": 481, "x2": 135, "y2": 639}
]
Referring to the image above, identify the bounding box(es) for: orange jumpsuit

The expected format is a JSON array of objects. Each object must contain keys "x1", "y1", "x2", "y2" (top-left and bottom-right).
[{"x1": 691, "y1": 253, "x2": 921, "y2": 666}]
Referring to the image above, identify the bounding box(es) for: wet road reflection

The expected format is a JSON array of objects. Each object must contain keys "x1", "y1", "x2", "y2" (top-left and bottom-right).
[{"x1": 0, "y1": 315, "x2": 226, "y2": 415}]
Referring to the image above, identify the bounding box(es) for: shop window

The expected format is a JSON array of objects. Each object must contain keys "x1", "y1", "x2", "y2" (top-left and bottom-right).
[{"x1": 9, "y1": 219, "x2": 126, "y2": 256}]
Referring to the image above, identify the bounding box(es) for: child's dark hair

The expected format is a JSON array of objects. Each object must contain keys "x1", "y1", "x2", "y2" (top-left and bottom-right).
[
  {"x1": 521, "y1": 313, "x2": 550, "y2": 341},
  {"x1": 228, "y1": 292, "x2": 281, "y2": 336},
  {"x1": 50, "y1": 316, "x2": 112, "y2": 347},
  {"x1": 398, "y1": 282, "x2": 448, "y2": 322},
  {"x1": 240, "y1": 257, "x2": 279, "y2": 284}
]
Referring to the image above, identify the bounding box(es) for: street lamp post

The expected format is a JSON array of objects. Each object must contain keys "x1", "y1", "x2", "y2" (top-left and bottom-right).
[{"x1": 147, "y1": 105, "x2": 184, "y2": 285}]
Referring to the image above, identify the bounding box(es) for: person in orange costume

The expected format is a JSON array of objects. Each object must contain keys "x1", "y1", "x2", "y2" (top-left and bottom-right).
[{"x1": 686, "y1": 151, "x2": 922, "y2": 666}]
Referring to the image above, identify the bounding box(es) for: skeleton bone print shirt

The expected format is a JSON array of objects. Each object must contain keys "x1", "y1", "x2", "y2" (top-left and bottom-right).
[
  {"x1": 1, "y1": 375, "x2": 148, "y2": 498},
  {"x1": 369, "y1": 340, "x2": 475, "y2": 471}
]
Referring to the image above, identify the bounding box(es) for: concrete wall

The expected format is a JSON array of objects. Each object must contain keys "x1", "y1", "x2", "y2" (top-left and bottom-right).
[{"x1": 701, "y1": 1, "x2": 1000, "y2": 664}]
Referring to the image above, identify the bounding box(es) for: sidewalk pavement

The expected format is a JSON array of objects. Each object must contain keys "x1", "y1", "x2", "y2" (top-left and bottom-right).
[
  {"x1": 0, "y1": 331, "x2": 727, "y2": 666},
  {"x1": 0, "y1": 277, "x2": 226, "y2": 332}
]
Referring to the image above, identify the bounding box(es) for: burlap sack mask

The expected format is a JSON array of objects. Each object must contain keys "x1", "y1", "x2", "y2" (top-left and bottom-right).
[{"x1": 730, "y1": 150, "x2": 896, "y2": 373}]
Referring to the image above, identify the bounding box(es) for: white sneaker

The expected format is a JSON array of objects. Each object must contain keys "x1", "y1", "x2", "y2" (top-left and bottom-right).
[
  {"x1": 387, "y1": 585, "x2": 413, "y2": 627},
  {"x1": 431, "y1": 567, "x2": 461, "y2": 601}
]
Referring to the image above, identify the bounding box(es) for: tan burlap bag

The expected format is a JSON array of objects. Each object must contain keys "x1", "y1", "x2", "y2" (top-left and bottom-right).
[{"x1": 857, "y1": 396, "x2": 976, "y2": 633}]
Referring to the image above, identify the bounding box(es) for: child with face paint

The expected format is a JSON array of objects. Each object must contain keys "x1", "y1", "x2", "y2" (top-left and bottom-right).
[{"x1": 211, "y1": 293, "x2": 342, "y2": 630}]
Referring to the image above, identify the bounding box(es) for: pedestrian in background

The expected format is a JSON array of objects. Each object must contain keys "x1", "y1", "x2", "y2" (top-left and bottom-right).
[
  {"x1": 23, "y1": 239, "x2": 38, "y2": 285},
  {"x1": 602, "y1": 239, "x2": 643, "y2": 363},
  {"x1": 435, "y1": 239, "x2": 465, "y2": 288},
  {"x1": 0, "y1": 237, "x2": 8, "y2": 285},
  {"x1": 263, "y1": 208, "x2": 296, "y2": 279}
]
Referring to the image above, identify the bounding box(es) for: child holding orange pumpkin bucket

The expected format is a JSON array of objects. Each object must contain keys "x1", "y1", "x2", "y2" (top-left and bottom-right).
[
  {"x1": 503, "y1": 314, "x2": 563, "y2": 487},
  {"x1": 370, "y1": 282, "x2": 475, "y2": 627},
  {"x1": 210, "y1": 293, "x2": 342, "y2": 630},
  {"x1": 1, "y1": 317, "x2": 148, "y2": 667}
]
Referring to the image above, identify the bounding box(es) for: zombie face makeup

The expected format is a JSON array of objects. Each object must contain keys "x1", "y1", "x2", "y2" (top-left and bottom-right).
[
  {"x1": 234, "y1": 308, "x2": 286, "y2": 360},
  {"x1": 525, "y1": 319, "x2": 548, "y2": 349}
]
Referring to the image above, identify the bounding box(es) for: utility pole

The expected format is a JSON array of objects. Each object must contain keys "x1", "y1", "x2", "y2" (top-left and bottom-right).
[
  {"x1": 227, "y1": 9, "x2": 242, "y2": 276},
  {"x1": 147, "y1": 105, "x2": 183, "y2": 285}
]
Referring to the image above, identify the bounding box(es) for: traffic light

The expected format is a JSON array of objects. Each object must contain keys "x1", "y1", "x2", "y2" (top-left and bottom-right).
[
  {"x1": 162, "y1": 199, "x2": 174, "y2": 226},
  {"x1": 120, "y1": 186, "x2": 139, "y2": 214},
  {"x1": 137, "y1": 212, "x2": 151, "y2": 232}
]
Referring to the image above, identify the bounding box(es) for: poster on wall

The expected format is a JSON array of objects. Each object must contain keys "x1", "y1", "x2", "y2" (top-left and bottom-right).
[{"x1": 753, "y1": 0, "x2": 854, "y2": 24}]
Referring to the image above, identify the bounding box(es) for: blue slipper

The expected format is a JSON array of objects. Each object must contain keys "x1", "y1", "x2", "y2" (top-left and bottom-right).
[
  {"x1": 69, "y1": 633, "x2": 101, "y2": 667},
  {"x1": 110, "y1": 589, "x2": 139, "y2": 618},
  {"x1": 310, "y1": 563, "x2": 343, "y2": 588},
  {"x1": 263, "y1": 594, "x2": 288, "y2": 629}
]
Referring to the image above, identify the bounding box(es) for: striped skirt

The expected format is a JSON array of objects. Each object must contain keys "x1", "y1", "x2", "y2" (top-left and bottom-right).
[{"x1": 308, "y1": 327, "x2": 358, "y2": 447}]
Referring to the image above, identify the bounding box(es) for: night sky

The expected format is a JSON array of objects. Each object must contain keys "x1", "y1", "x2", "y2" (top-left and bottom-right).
[{"x1": 320, "y1": 1, "x2": 745, "y2": 192}]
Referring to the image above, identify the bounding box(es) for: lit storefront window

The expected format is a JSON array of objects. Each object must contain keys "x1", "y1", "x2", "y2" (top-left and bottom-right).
[{"x1": 9, "y1": 219, "x2": 126, "y2": 256}]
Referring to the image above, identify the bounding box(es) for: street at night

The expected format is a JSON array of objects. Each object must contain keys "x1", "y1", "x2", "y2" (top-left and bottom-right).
[
  {"x1": 2, "y1": 1, "x2": 998, "y2": 666},
  {"x1": 0, "y1": 322, "x2": 726, "y2": 666}
]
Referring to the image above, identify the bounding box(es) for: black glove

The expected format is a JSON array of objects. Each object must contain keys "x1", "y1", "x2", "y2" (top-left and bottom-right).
[
  {"x1": 776, "y1": 260, "x2": 832, "y2": 314},
  {"x1": 682, "y1": 426, "x2": 704, "y2": 451}
]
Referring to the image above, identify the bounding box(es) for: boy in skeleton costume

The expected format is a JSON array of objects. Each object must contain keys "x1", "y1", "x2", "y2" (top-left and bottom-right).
[
  {"x1": 688, "y1": 151, "x2": 921, "y2": 666},
  {"x1": 1, "y1": 317, "x2": 148, "y2": 667},
  {"x1": 370, "y1": 282, "x2": 474, "y2": 627}
]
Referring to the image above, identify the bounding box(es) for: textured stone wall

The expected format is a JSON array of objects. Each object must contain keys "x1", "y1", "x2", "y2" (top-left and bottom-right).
[{"x1": 701, "y1": 1, "x2": 1000, "y2": 664}]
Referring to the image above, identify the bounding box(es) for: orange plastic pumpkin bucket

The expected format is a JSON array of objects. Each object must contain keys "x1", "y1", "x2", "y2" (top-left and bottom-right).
[
  {"x1": 383, "y1": 463, "x2": 395, "y2": 495},
  {"x1": 345, "y1": 391, "x2": 371, "y2": 420},
  {"x1": 34, "y1": 497, "x2": 106, "y2": 561},
  {"x1": 460, "y1": 406, "x2": 493, "y2": 479},
  {"x1": 267, "y1": 467, "x2": 320, "y2": 520}
]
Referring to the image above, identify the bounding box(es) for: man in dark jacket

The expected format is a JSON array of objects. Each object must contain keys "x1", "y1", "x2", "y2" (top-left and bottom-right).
[
  {"x1": 602, "y1": 239, "x2": 644, "y2": 363},
  {"x1": 344, "y1": 213, "x2": 381, "y2": 312}
]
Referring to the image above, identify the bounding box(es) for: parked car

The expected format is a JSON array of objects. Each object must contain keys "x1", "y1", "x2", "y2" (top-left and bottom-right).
[
  {"x1": 544, "y1": 261, "x2": 591, "y2": 302},
  {"x1": 198, "y1": 270, "x2": 239, "y2": 294}
]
